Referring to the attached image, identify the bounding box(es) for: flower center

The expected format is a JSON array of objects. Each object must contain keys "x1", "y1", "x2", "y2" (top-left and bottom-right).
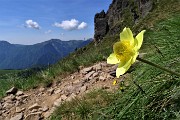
[{"x1": 113, "y1": 41, "x2": 134, "y2": 60}]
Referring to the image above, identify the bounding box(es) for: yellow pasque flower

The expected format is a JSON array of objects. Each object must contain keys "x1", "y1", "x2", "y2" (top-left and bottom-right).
[
  {"x1": 107, "y1": 27, "x2": 145, "y2": 78},
  {"x1": 113, "y1": 80, "x2": 117, "y2": 85}
]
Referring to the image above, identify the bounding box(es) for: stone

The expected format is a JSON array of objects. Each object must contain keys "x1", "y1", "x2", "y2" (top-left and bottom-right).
[
  {"x1": 6, "y1": 87, "x2": 18, "y2": 95},
  {"x1": 73, "y1": 79, "x2": 80, "y2": 84},
  {"x1": 28, "y1": 103, "x2": 41, "y2": 110},
  {"x1": 43, "y1": 111, "x2": 51, "y2": 118},
  {"x1": 31, "y1": 109, "x2": 38, "y2": 113},
  {"x1": 94, "y1": 63, "x2": 102, "y2": 71},
  {"x1": 60, "y1": 94, "x2": 67, "y2": 101},
  {"x1": 53, "y1": 98, "x2": 62, "y2": 107},
  {"x1": 94, "y1": 10, "x2": 108, "y2": 41},
  {"x1": 39, "y1": 87, "x2": 45, "y2": 92},
  {"x1": 10, "y1": 113, "x2": 23, "y2": 120},
  {"x1": 66, "y1": 93, "x2": 76, "y2": 101},
  {"x1": 54, "y1": 89, "x2": 61, "y2": 94},
  {"x1": 64, "y1": 85, "x2": 74, "y2": 95},
  {"x1": 71, "y1": 76, "x2": 75, "y2": 79},
  {"x1": 4, "y1": 94, "x2": 16, "y2": 101},
  {"x1": 0, "y1": 103, "x2": 2, "y2": 110},
  {"x1": 81, "y1": 67, "x2": 93, "y2": 74},
  {"x1": 80, "y1": 85, "x2": 87, "y2": 93},
  {"x1": 99, "y1": 76, "x2": 106, "y2": 81},
  {"x1": 85, "y1": 71, "x2": 95, "y2": 80},
  {"x1": 16, "y1": 107, "x2": 25, "y2": 113},
  {"x1": 24, "y1": 112, "x2": 42, "y2": 120},
  {"x1": 16, "y1": 91, "x2": 24, "y2": 96},
  {"x1": 94, "y1": 0, "x2": 153, "y2": 41},
  {"x1": 3, "y1": 102, "x2": 13, "y2": 109},
  {"x1": 92, "y1": 72, "x2": 99, "y2": 78},
  {"x1": 47, "y1": 88, "x2": 54, "y2": 95},
  {"x1": 42, "y1": 106, "x2": 49, "y2": 112}
]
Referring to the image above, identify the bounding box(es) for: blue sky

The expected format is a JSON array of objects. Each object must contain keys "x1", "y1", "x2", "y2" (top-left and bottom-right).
[{"x1": 0, "y1": 0, "x2": 112, "y2": 45}]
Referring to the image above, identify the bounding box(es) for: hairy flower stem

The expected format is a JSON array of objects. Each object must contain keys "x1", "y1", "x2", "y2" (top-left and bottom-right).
[{"x1": 137, "y1": 57, "x2": 180, "y2": 77}]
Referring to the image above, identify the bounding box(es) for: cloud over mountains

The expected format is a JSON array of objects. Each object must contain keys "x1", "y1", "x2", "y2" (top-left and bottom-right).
[
  {"x1": 25, "y1": 20, "x2": 40, "y2": 29},
  {"x1": 54, "y1": 19, "x2": 87, "y2": 30}
]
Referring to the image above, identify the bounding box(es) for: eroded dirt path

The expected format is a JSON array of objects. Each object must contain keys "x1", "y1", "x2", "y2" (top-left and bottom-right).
[{"x1": 0, "y1": 62, "x2": 118, "y2": 120}]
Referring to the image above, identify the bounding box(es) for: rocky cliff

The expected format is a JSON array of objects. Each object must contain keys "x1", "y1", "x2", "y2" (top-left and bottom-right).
[{"x1": 94, "y1": 0, "x2": 153, "y2": 41}]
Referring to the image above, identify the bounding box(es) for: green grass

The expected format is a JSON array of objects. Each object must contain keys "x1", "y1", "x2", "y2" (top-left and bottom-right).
[
  {"x1": 0, "y1": 0, "x2": 179, "y2": 119},
  {"x1": 50, "y1": 0, "x2": 180, "y2": 119}
]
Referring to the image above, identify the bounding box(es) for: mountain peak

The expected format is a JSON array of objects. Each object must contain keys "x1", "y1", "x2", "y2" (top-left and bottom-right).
[{"x1": 0, "y1": 40, "x2": 11, "y2": 45}]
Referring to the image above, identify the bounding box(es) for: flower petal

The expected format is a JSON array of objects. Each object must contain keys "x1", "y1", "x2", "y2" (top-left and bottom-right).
[
  {"x1": 131, "y1": 52, "x2": 139, "y2": 64},
  {"x1": 135, "y1": 30, "x2": 146, "y2": 50},
  {"x1": 107, "y1": 53, "x2": 119, "y2": 64},
  {"x1": 116, "y1": 57, "x2": 132, "y2": 78},
  {"x1": 120, "y1": 27, "x2": 134, "y2": 45}
]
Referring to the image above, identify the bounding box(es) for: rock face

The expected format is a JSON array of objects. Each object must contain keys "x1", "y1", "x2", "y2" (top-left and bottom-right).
[
  {"x1": 94, "y1": 10, "x2": 109, "y2": 41},
  {"x1": 94, "y1": 0, "x2": 153, "y2": 41}
]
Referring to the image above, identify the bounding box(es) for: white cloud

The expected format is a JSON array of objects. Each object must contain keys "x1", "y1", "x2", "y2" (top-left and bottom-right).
[
  {"x1": 45, "y1": 30, "x2": 52, "y2": 34},
  {"x1": 60, "y1": 33, "x2": 64, "y2": 36},
  {"x1": 25, "y1": 20, "x2": 40, "y2": 29},
  {"x1": 54, "y1": 19, "x2": 87, "y2": 31},
  {"x1": 78, "y1": 22, "x2": 87, "y2": 29}
]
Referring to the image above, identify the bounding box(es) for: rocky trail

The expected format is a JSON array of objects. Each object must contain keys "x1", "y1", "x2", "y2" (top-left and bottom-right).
[{"x1": 0, "y1": 62, "x2": 119, "y2": 120}]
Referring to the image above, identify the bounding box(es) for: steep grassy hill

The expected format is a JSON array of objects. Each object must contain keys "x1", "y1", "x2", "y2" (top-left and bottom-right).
[
  {"x1": 50, "y1": 0, "x2": 180, "y2": 119},
  {"x1": 0, "y1": 0, "x2": 179, "y2": 119}
]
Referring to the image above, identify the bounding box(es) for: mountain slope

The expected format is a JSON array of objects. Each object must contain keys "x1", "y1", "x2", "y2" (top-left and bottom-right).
[{"x1": 0, "y1": 39, "x2": 92, "y2": 69}]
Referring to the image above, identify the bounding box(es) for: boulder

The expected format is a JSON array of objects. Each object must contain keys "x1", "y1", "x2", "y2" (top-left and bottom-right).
[
  {"x1": 28, "y1": 103, "x2": 41, "y2": 111},
  {"x1": 10, "y1": 113, "x2": 23, "y2": 120},
  {"x1": 6, "y1": 87, "x2": 18, "y2": 95}
]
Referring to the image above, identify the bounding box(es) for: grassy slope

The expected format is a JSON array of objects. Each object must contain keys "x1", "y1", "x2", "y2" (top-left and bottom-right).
[
  {"x1": 51, "y1": 0, "x2": 180, "y2": 119},
  {"x1": 0, "y1": 0, "x2": 179, "y2": 119}
]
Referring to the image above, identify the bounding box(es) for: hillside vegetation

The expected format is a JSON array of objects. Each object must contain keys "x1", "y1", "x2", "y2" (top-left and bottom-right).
[
  {"x1": 50, "y1": 0, "x2": 180, "y2": 119},
  {"x1": 0, "y1": 0, "x2": 179, "y2": 119}
]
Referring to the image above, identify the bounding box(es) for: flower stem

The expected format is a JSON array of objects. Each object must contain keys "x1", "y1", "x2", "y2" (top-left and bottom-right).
[{"x1": 137, "y1": 57, "x2": 180, "y2": 77}]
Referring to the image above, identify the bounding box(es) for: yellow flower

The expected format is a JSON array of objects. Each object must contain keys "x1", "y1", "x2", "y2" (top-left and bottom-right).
[
  {"x1": 113, "y1": 80, "x2": 117, "y2": 85},
  {"x1": 107, "y1": 27, "x2": 145, "y2": 78}
]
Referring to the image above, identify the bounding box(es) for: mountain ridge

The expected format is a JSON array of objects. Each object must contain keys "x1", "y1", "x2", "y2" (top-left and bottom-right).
[{"x1": 0, "y1": 39, "x2": 92, "y2": 69}]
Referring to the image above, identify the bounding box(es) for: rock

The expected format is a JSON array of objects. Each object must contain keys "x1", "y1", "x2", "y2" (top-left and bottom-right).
[
  {"x1": 10, "y1": 113, "x2": 23, "y2": 120},
  {"x1": 60, "y1": 94, "x2": 67, "y2": 101},
  {"x1": 31, "y1": 109, "x2": 38, "y2": 113},
  {"x1": 43, "y1": 111, "x2": 51, "y2": 118},
  {"x1": 92, "y1": 72, "x2": 99, "y2": 77},
  {"x1": 71, "y1": 76, "x2": 75, "y2": 79},
  {"x1": 85, "y1": 71, "x2": 95, "y2": 80},
  {"x1": 94, "y1": 10, "x2": 108, "y2": 41},
  {"x1": 3, "y1": 102, "x2": 13, "y2": 109},
  {"x1": 73, "y1": 79, "x2": 80, "y2": 84},
  {"x1": 94, "y1": 63, "x2": 102, "y2": 71},
  {"x1": 81, "y1": 67, "x2": 93, "y2": 74},
  {"x1": 6, "y1": 87, "x2": 18, "y2": 95},
  {"x1": 28, "y1": 103, "x2": 41, "y2": 111},
  {"x1": 24, "y1": 112, "x2": 42, "y2": 120},
  {"x1": 53, "y1": 98, "x2": 62, "y2": 107},
  {"x1": 54, "y1": 89, "x2": 61, "y2": 94},
  {"x1": 66, "y1": 93, "x2": 76, "y2": 101},
  {"x1": 47, "y1": 88, "x2": 54, "y2": 95},
  {"x1": 0, "y1": 103, "x2": 2, "y2": 110},
  {"x1": 16, "y1": 107, "x2": 25, "y2": 113},
  {"x1": 94, "y1": 0, "x2": 153, "y2": 41},
  {"x1": 39, "y1": 87, "x2": 45, "y2": 92},
  {"x1": 64, "y1": 85, "x2": 74, "y2": 95},
  {"x1": 99, "y1": 76, "x2": 106, "y2": 81},
  {"x1": 16, "y1": 91, "x2": 24, "y2": 96},
  {"x1": 80, "y1": 85, "x2": 87, "y2": 93},
  {"x1": 42, "y1": 106, "x2": 49, "y2": 112},
  {"x1": 3, "y1": 94, "x2": 16, "y2": 101}
]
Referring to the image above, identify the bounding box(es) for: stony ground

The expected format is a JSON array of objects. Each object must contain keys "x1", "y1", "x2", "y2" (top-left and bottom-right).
[{"x1": 0, "y1": 62, "x2": 119, "y2": 120}]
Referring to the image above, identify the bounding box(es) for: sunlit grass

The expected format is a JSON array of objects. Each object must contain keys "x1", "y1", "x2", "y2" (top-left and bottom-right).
[{"x1": 50, "y1": 9, "x2": 180, "y2": 120}]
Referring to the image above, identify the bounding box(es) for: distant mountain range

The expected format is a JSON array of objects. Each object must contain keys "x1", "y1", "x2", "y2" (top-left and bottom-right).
[{"x1": 0, "y1": 39, "x2": 92, "y2": 69}]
